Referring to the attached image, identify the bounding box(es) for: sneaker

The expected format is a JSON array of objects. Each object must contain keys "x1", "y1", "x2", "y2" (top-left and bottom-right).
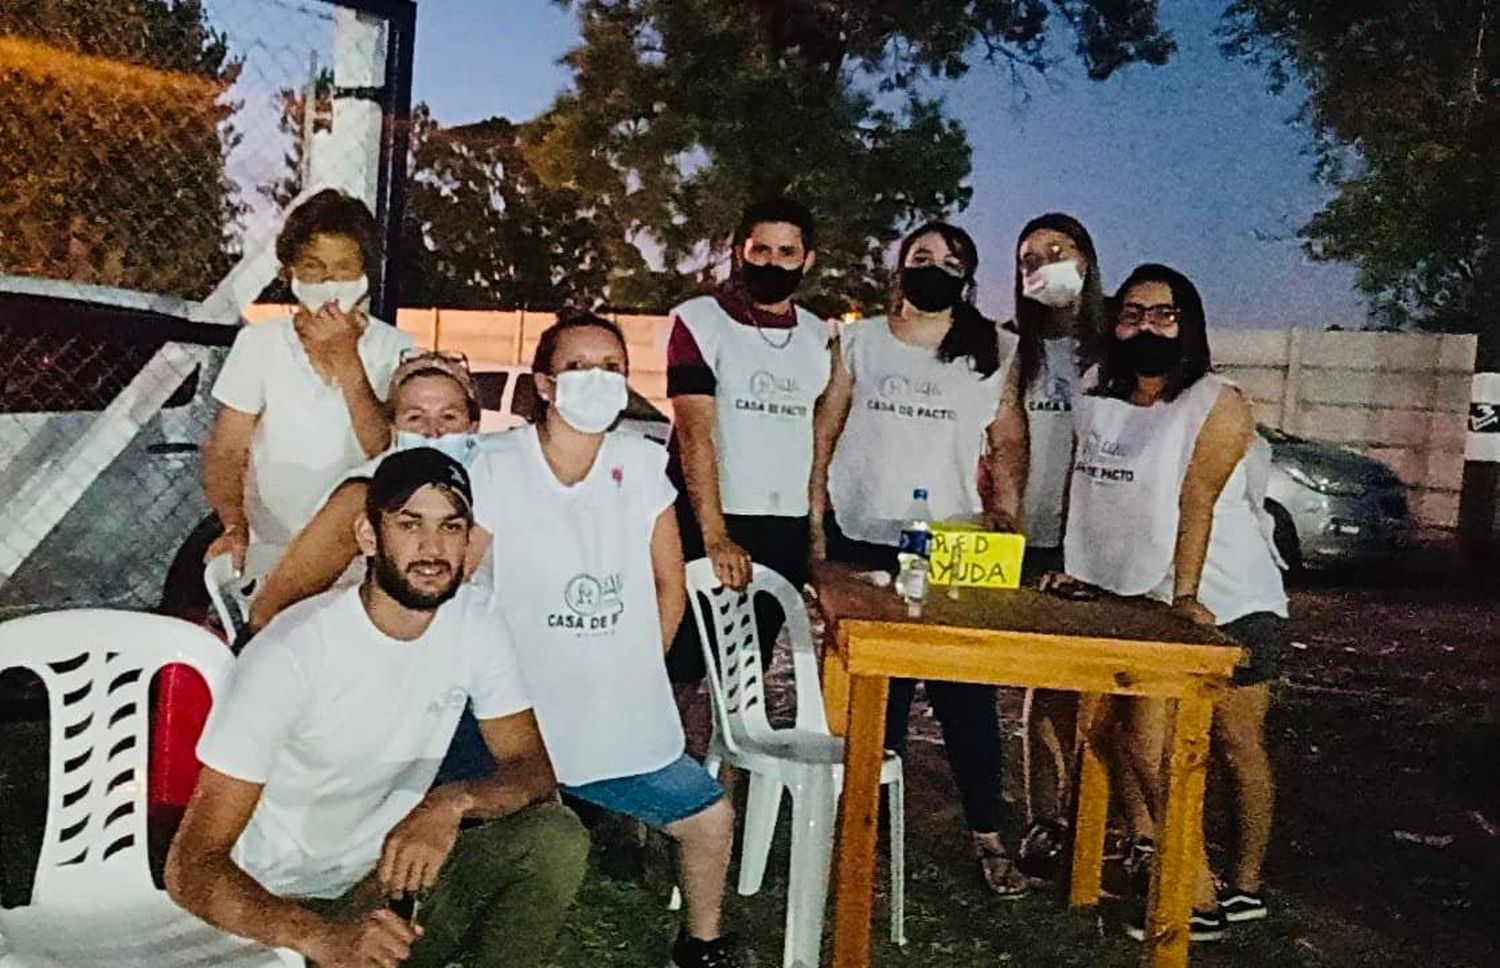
[
  {"x1": 1017, "y1": 819, "x2": 1070, "y2": 881},
  {"x1": 1220, "y1": 888, "x2": 1268, "y2": 922},
  {"x1": 1122, "y1": 836, "x2": 1156, "y2": 897},
  {"x1": 1124, "y1": 907, "x2": 1227, "y2": 943},
  {"x1": 669, "y1": 931, "x2": 741, "y2": 968}
]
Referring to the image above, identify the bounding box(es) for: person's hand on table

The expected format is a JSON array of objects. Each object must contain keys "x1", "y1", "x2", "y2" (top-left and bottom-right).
[
  {"x1": 1039, "y1": 571, "x2": 1098, "y2": 600},
  {"x1": 1171, "y1": 594, "x2": 1218, "y2": 627},
  {"x1": 705, "y1": 531, "x2": 753, "y2": 590}
]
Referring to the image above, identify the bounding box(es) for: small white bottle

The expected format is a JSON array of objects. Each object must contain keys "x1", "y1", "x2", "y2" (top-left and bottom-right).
[{"x1": 895, "y1": 488, "x2": 933, "y2": 615}]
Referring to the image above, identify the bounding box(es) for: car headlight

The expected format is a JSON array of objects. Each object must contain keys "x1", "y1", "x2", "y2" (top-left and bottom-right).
[{"x1": 1282, "y1": 464, "x2": 1367, "y2": 496}]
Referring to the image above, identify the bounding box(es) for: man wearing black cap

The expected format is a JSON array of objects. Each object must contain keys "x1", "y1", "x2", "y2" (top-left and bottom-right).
[{"x1": 167, "y1": 449, "x2": 588, "y2": 968}]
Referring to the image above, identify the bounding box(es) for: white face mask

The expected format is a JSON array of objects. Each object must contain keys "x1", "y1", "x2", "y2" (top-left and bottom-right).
[
  {"x1": 291, "y1": 274, "x2": 369, "y2": 314},
  {"x1": 1021, "y1": 260, "x2": 1085, "y2": 309},
  {"x1": 393, "y1": 430, "x2": 479, "y2": 466},
  {"x1": 552, "y1": 368, "x2": 628, "y2": 434}
]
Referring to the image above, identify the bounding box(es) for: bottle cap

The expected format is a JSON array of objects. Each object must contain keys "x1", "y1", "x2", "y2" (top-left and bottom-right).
[{"x1": 913, "y1": 488, "x2": 928, "y2": 500}]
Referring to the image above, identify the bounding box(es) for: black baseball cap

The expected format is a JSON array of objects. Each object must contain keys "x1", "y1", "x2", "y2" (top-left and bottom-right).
[{"x1": 366, "y1": 447, "x2": 473, "y2": 520}]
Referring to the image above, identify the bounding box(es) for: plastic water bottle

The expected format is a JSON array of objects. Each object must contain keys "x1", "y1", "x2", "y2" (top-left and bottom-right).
[{"x1": 895, "y1": 488, "x2": 933, "y2": 615}]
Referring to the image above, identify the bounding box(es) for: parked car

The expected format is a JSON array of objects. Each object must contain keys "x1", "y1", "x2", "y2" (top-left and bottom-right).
[
  {"x1": 1261, "y1": 425, "x2": 1412, "y2": 570},
  {"x1": 470, "y1": 362, "x2": 670, "y2": 444}
]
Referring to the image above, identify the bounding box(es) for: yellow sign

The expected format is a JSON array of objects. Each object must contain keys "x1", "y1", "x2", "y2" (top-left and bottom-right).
[{"x1": 929, "y1": 526, "x2": 1026, "y2": 589}]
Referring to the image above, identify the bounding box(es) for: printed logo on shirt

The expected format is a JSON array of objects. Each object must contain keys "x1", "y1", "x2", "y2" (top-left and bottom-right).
[
  {"x1": 548, "y1": 572, "x2": 626, "y2": 633},
  {"x1": 865, "y1": 372, "x2": 957, "y2": 422},
  {"x1": 735, "y1": 370, "x2": 809, "y2": 418},
  {"x1": 1073, "y1": 430, "x2": 1135, "y2": 483},
  {"x1": 426, "y1": 687, "x2": 469, "y2": 715},
  {"x1": 1027, "y1": 375, "x2": 1073, "y2": 413}
]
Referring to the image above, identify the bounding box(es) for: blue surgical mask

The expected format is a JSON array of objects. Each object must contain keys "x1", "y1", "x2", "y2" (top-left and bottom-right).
[{"x1": 393, "y1": 430, "x2": 479, "y2": 466}]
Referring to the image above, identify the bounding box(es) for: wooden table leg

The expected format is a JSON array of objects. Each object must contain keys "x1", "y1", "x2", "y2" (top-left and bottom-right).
[
  {"x1": 831, "y1": 673, "x2": 889, "y2": 968},
  {"x1": 1141, "y1": 694, "x2": 1215, "y2": 968},
  {"x1": 1068, "y1": 692, "x2": 1108, "y2": 907},
  {"x1": 822, "y1": 647, "x2": 851, "y2": 738}
]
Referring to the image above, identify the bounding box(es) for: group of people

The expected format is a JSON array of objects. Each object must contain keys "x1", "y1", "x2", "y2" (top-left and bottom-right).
[{"x1": 162, "y1": 187, "x2": 1287, "y2": 968}]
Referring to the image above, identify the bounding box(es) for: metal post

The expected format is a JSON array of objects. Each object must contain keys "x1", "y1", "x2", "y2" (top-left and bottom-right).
[{"x1": 371, "y1": 1, "x2": 416, "y2": 319}]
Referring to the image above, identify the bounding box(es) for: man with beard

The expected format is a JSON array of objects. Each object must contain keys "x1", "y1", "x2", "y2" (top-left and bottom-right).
[
  {"x1": 167, "y1": 448, "x2": 588, "y2": 968},
  {"x1": 664, "y1": 198, "x2": 832, "y2": 706}
]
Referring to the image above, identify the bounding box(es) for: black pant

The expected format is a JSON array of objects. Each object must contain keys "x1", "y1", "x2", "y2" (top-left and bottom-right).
[
  {"x1": 666, "y1": 502, "x2": 811, "y2": 683},
  {"x1": 825, "y1": 511, "x2": 1005, "y2": 834}
]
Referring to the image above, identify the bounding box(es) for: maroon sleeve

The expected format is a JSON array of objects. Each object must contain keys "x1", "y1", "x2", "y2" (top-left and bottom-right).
[{"x1": 666, "y1": 316, "x2": 716, "y2": 397}]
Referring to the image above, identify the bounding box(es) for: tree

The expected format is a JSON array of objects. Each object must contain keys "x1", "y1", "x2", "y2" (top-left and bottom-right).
[
  {"x1": 397, "y1": 105, "x2": 613, "y2": 309},
  {"x1": 261, "y1": 65, "x2": 334, "y2": 210},
  {"x1": 529, "y1": 0, "x2": 1174, "y2": 314},
  {"x1": 0, "y1": 0, "x2": 241, "y2": 300},
  {"x1": 1221, "y1": 1, "x2": 1500, "y2": 333}
]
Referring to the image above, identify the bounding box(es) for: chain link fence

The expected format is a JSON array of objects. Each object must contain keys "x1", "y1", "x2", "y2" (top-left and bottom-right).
[{"x1": 0, "y1": 0, "x2": 413, "y2": 619}]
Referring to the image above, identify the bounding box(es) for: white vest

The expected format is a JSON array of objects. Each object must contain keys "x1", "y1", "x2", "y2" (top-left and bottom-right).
[
  {"x1": 467, "y1": 426, "x2": 686, "y2": 786},
  {"x1": 829, "y1": 316, "x2": 1017, "y2": 545},
  {"x1": 672, "y1": 295, "x2": 830, "y2": 516},
  {"x1": 1022, "y1": 337, "x2": 1080, "y2": 549},
  {"x1": 1065, "y1": 374, "x2": 1287, "y2": 624}
]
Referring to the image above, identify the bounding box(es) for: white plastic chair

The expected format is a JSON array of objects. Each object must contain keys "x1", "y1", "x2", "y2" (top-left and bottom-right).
[
  {"x1": 203, "y1": 545, "x2": 280, "y2": 642},
  {"x1": 686, "y1": 560, "x2": 905, "y2": 968},
  {"x1": 0, "y1": 609, "x2": 302, "y2": 967}
]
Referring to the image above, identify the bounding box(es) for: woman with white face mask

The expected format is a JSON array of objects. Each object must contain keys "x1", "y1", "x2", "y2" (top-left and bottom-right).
[
  {"x1": 465, "y1": 315, "x2": 742, "y2": 968},
  {"x1": 984, "y1": 213, "x2": 1153, "y2": 880},
  {"x1": 202, "y1": 189, "x2": 413, "y2": 573}
]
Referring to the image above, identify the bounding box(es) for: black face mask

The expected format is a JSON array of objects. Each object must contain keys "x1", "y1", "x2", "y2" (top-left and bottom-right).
[
  {"x1": 900, "y1": 265, "x2": 966, "y2": 313},
  {"x1": 739, "y1": 261, "x2": 804, "y2": 305},
  {"x1": 1122, "y1": 331, "x2": 1184, "y2": 377}
]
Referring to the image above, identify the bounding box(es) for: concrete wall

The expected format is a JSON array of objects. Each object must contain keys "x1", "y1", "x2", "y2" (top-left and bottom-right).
[
  {"x1": 1215, "y1": 329, "x2": 1477, "y2": 527},
  {"x1": 247, "y1": 306, "x2": 1478, "y2": 527}
]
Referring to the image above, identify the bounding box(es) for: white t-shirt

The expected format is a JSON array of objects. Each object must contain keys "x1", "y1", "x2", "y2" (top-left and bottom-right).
[
  {"x1": 196, "y1": 584, "x2": 529, "y2": 900},
  {"x1": 1022, "y1": 337, "x2": 1080, "y2": 549},
  {"x1": 469, "y1": 425, "x2": 684, "y2": 786},
  {"x1": 671, "y1": 295, "x2": 831, "y2": 516},
  {"x1": 1064, "y1": 375, "x2": 1287, "y2": 624},
  {"x1": 212, "y1": 314, "x2": 414, "y2": 545},
  {"x1": 828, "y1": 316, "x2": 1017, "y2": 545}
]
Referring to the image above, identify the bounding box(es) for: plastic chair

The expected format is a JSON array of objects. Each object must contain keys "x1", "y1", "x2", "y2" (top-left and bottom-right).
[
  {"x1": 203, "y1": 545, "x2": 280, "y2": 643},
  {"x1": 686, "y1": 560, "x2": 905, "y2": 968},
  {"x1": 0, "y1": 609, "x2": 303, "y2": 968}
]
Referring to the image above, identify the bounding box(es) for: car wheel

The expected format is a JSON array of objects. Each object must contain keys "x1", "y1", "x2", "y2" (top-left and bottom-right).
[{"x1": 1265, "y1": 499, "x2": 1302, "y2": 574}]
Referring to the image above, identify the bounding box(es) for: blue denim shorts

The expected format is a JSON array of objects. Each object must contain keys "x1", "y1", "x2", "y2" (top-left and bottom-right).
[{"x1": 561, "y1": 754, "x2": 724, "y2": 829}]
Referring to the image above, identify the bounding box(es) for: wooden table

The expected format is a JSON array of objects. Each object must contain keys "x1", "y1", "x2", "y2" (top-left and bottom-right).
[{"x1": 813, "y1": 561, "x2": 1244, "y2": 968}]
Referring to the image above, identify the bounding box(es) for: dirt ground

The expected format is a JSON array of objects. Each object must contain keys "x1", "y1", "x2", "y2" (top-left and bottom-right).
[{"x1": 1, "y1": 536, "x2": 1496, "y2": 966}]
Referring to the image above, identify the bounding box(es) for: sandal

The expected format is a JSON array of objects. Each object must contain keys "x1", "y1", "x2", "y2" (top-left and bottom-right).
[{"x1": 972, "y1": 833, "x2": 1031, "y2": 900}]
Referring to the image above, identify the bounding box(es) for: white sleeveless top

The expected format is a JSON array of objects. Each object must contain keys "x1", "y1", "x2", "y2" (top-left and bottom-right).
[
  {"x1": 1022, "y1": 336, "x2": 1080, "y2": 549},
  {"x1": 672, "y1": 295, "x2": 830, "y2": 516},
  {"x1": 1065, "y1": 374, "x2": 1287, "y2": 624},
  {"x1": 829, "y1": 316, "x2": 1017, "y2": 545},
  {"x1": 467, "y1": 425, "x2": 685, "y2": 786}
]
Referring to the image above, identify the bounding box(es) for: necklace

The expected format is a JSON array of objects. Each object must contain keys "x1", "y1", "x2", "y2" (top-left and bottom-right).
[{"x1": 755, "y1": 318, "x2": 795, "y2": 350}]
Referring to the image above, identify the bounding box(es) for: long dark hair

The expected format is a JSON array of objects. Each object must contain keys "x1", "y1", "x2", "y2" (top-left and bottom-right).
[
  {"x1": 1092, "y1": 263, "x2": 1212, "y2": 403},
  {"x1": 891, "y1": 221, "x2": 1002, "y2": 378},
  {"x1": 1012, "y1": 213, "x2": 1107, "y2": 391}
]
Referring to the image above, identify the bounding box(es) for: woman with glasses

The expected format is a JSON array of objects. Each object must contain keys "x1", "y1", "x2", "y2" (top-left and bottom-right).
[
  {"x1": 986, "y1": 214, "x2": 1129, "y2": 879},
  {"x1": 1043, "y1": 264, "x2": 1287, "y2": 941},
  {"x1": 809, "y1": 222, "x2": 1029, "y2": 897}
]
